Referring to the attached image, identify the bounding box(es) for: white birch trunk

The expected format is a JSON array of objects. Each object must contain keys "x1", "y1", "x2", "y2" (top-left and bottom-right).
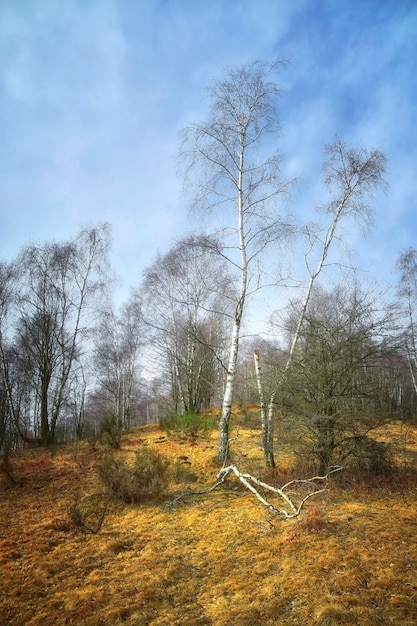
[
  {"x1": 254, "y1": 350, "x2": 275, "y2": 467},
  {"x1": 174, "y1": 353, "x2": 187, "y2": 413},
  {"x1": 218, "y1": 314, "x2": 242, "y2": 460},
  {"x1": 218, "y1": 145, "x2": 247, "y2": 462},
  {"x1": 406, "y1": 295, "x2": 417, "y2": 397},
  {"x1": 407, "y1": 354, "x2": 417, "y2": 397}
]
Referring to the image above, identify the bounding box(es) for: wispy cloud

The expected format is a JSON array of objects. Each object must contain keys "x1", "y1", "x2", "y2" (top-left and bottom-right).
[{"x1": 0, "y1": 0, "x2": 416, "y2": 308}]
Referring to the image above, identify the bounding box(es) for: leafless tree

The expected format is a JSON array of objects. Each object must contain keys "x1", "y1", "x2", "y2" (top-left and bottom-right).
[
  {"x1": 92, "y1": 291, "x2": 143, "y2": 434},
  {"x1": 181, "y1": 60, "x2": 293, "y2": 462},
  {"x1": 141, "y1": 235, "x2": 232, "y2": 414},
  {"x1": 0, "y1": 262, "x2": 18, "y2": 450},
  {"x1": 0, "y1": 225, "x2": 111, "y2": 445}
]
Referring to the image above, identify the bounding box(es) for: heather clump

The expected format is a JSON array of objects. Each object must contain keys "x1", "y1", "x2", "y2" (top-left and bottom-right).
[{"x1": 98, "y1": 446, "x2": 170, "y2": 503}]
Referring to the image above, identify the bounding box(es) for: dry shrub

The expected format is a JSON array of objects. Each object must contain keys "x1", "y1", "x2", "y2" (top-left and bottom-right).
[
  {"x1": 288, "y1": 455, "x2": 324, "y2": 480},
  {"x1": 47, "y1": 517, "x2": 74, "y2": 532},
  {"x1": 99, "y1": 415, "x2": 122, "y2": 449},
  {"x1": 172, "y1": 458, "x2": 198, "y2": 484},
  {"x1": 108, "y1": 537, "x2": 135, "y2": 554},
  {"x1": 298, "y1": 505, "x2": 326, "y2": 531},
  {"x1": 99, "y1": 447, "x2": 170, "y2": 503},
  {"x1": 286, "y1": 505, "x2": 327, "y2": 542},
  {"x1": 260, "y1": 466, "x2": 296, "y2": 486},
  {"x1": 344, "y1": 436, "x2": 394, "y2": 477},
  {"x1": 67, "y1": 491, "x2": 108, "y2": 533}
]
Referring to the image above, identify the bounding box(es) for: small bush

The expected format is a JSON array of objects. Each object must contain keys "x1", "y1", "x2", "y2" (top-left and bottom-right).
[
  {"x1": 290, "y1": 429, "x2": 396, "y2": 480},
  {"x1": 99, "y1": 415, "x2": 122, "y2": 449},
  {"x1": 172, "y1": 458, "x2": 199, "y2": 484},
  {"x1": 286, "y1": 505, "x2": 327, "y2": 542},
  {"x1": 67, "y1": 491, "x2": 108, "y2": 533},
  {"x1": 343, "y1": 435, "x2": 394, "y2": 477},
  {"x1": 161, "y1": 412, "x2": 216, "y2": 440},
  {"x1": 99, "y1": 447, "x2": 170, "y2": 503},
  {"x1": 298, "y1": 505, "x2": 326, "y2": 531}
]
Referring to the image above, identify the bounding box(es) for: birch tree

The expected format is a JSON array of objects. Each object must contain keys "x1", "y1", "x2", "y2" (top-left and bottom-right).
[
  {"x1": 0, "y1": 262, "x2": 18, "y2": 452},
  {"x1": 93, "y1": 291, "x2": 143, "y2": 434},
  {"x1": 1, "y1": 225, "x2": 111, "y2": 445},
  {"x1": 141, "y1": 236, "x2": 231, "y2": 414},
  {"x1": 263, "y1": 139, "x2": 387, "y2": 467},
  {"x1": 396, "y1": 248, "x2": 417, "y2": 397},
  {"x1": 181, "y1": 61, "x2": 292, "y2": 462}
]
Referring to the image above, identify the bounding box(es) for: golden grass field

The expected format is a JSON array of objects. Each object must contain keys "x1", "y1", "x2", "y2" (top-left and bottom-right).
[{"x1": 1, "y1": 417, "x2": 417, "y2": 625}]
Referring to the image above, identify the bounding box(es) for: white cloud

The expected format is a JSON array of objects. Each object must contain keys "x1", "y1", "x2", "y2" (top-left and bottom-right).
[{"x1": 0, "y1": 0, "x2": 416, "y2": 316}]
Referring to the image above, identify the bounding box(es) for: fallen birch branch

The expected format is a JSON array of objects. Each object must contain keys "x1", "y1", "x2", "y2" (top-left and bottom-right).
[{"x1": 216, "y1": 465, "x2": 343, "y2": 519}]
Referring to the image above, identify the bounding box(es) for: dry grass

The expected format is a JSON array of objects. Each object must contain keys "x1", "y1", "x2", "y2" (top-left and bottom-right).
[{"x1": 1, "y1": 420, "x2": 417, "y2": 625}]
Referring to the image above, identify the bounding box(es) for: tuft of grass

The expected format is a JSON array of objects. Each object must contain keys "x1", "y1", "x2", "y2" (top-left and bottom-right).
[
  {"x1": 172, "y1": 457, "x2": 199, "y2": 484},
  {"x1": 314, "y1": 600, "x2": 356, "y2": 625}
]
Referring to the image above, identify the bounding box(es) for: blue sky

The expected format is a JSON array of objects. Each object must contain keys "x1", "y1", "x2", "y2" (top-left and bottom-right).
[{"x1": 1, "y1": 0, "x2": 416, "y2": 322}]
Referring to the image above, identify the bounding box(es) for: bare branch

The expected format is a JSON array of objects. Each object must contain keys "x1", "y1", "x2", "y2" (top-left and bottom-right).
[{"x1": 215, "y1": 464, "x2": 343, "y2": 519}]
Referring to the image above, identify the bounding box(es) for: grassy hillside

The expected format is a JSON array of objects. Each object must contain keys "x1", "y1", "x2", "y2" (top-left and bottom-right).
[{"x1": 1, "y1": 419, "x2": 417, "y2": 625}]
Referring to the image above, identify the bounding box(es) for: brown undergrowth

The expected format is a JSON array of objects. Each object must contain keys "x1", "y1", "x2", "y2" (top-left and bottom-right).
[{"x1": 1, "y1": 421, "x2": 417, "y2": 625}]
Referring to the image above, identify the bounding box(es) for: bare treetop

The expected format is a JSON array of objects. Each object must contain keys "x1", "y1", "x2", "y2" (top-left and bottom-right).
[
  {"x1": 206, "y1": 60, "x2": 286, "y2": 141},
  {"x1": 322, "y1": 138, "x2": 387, "y2": 228},
  {"x1": 181, "y1": 60, "x2": 291, "y2": 223}
]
